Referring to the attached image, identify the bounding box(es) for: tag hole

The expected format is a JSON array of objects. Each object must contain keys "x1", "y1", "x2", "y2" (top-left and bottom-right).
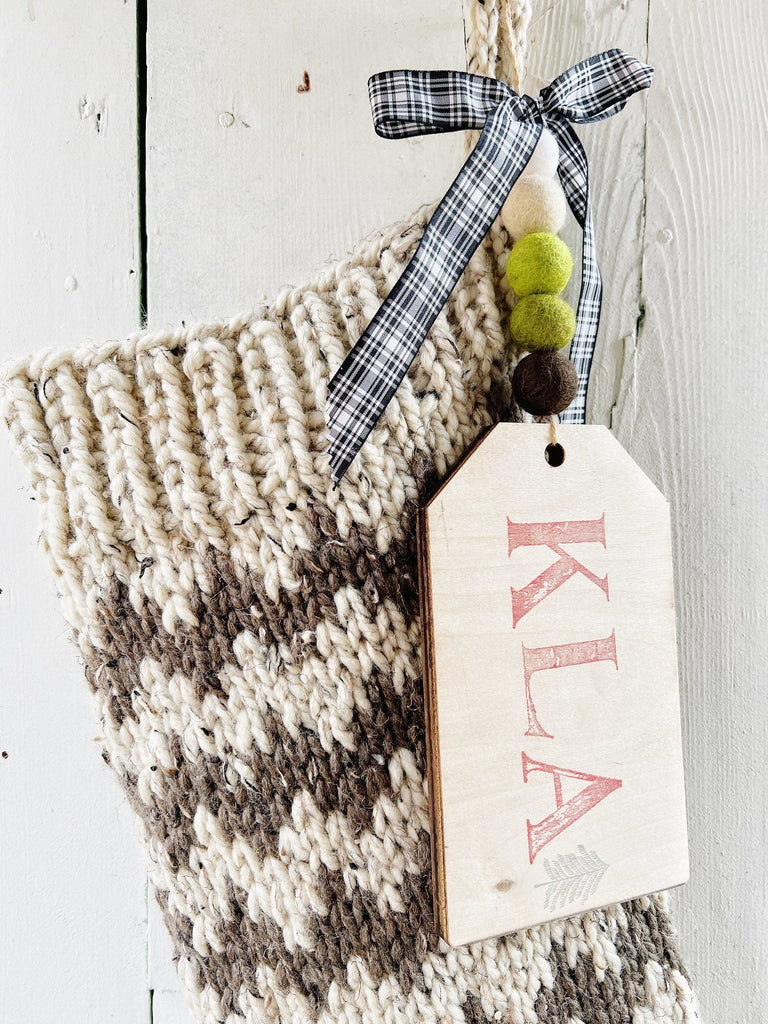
[{"x1": 545, "y1": 442, "x2": 565, "y2": 467}]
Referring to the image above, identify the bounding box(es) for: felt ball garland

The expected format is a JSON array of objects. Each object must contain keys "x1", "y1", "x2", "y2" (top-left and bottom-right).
[{"x1": 501, "y1": 128, "x2": 579, "y2": 419}]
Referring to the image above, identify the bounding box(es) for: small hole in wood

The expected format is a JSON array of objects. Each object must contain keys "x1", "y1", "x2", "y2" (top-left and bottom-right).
[{"x1": 545, "y1": 442, "x2": 565, "y2": 467}]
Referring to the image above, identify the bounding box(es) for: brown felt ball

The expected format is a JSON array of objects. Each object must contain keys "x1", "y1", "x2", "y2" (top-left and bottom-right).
[{"x1": 512, "y1": 351, "x2": 578, "y2": 416}]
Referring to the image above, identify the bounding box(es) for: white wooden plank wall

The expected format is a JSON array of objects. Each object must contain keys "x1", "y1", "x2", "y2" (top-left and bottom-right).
[
  {"x1": 0, "y1": 3, "x2": 148, "y2": 1023},
  {"x1": 0, "y1": 2, "x2": 466, "y2": 1022},
  {"x1": 530, "y1": 2, "x2": 768, "y2": 1021},
  {"x1": 628, "y1": 4, "x2": 768, "y2": 1014},
  {"x1": 146, "y1": 0, "x2": 468, "y2": 322},
  {"x1": 1, "y1": 1, "x2": 766, "y2": 1022}
]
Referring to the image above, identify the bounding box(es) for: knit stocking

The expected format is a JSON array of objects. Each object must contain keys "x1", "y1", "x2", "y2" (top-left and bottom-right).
[{"x1": 0, "y1": 204, "x2": 699, "y2": 1024}]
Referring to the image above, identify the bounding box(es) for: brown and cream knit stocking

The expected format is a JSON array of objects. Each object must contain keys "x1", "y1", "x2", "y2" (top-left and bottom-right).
[
  {"x1": 0, "y1": 203, "x2": 699, "y2": 1024},
  {"x1": 0, "y1": 4, "x2": 700, "y2": 1022}
]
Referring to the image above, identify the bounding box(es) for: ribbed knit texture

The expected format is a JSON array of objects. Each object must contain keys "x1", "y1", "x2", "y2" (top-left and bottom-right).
[{"x1": 0, "y1": 204, "x2": 699, "y2": 1024}]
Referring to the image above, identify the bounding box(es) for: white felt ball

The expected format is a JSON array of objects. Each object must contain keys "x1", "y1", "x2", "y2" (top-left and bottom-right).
[
  {"x1": 522, "y1": 128, "x2": 560, "y2": 178},
  {"x1": 501, "y1": 174, "x2": 567, "y2": 239}
]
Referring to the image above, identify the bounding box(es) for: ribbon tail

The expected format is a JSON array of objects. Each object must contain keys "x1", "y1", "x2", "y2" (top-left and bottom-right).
[
  {"x1": 548, "y1": 120, "x2": 601, "y2": 425},
  {"x1": 368, "y1": 69, "x2": 511, "y2": 138},
  {"x1": 326, "y1": 106, "x2": 542, "y2": 485}
]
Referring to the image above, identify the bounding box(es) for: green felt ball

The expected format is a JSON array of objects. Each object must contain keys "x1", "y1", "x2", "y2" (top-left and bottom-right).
[
  {"x1": 506, "y1": 232, "x2": 573, "y2": 297},
  {"x1": 509, "y1": 294, "x2": 576, "y2": 351}
]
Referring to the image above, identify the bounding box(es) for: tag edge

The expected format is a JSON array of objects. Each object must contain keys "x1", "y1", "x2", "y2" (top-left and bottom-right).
[
  {"x1": 417, "y1": 503, "x2": 450, "y2": 940},
  {"x1": 444, "y1": 874, "x2": 692, "y2": 948}
]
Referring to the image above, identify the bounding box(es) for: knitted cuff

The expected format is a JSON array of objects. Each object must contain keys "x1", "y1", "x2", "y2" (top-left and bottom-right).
[{"x1": 0, "y1": 208, "x2": 698, "y2": 1024}]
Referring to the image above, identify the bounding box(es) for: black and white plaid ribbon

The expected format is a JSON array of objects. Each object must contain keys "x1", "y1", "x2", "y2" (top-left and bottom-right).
[{"x1": 326, "y1": 50, "x2": 653, "y2": 485}]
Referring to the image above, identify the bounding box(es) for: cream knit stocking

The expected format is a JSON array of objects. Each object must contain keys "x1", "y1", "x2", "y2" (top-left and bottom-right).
[{"x1": 0, "y1": 5, "x2": 700, "y2": 1023}]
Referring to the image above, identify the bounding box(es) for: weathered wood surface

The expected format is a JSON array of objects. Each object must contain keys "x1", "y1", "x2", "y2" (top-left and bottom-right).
[
  {"x1": 146, "y1": 0, "x2": 468, "y2": 323},
  {"x1": 629, "y1": 4, "x2": 768, "y2": 1015},
  {"x1": 0, "y1": 3, "x2": 466, "y2": 1022},
  {"x1": 529, "y1": 2, "x2": 768, "y2": 1019},
  {"x1": 1, "y1": 0, "x2": 766, "y2": 1020},
  {"x1": 420, "y1": 424, "x2": 688, "y2": 946},
  {"x1": 0, "y1": 2, "x2": 148, "y2": 1022}
]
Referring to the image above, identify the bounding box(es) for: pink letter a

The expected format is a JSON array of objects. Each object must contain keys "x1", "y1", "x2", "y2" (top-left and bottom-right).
[{"x1": 522, "y1": 751, "x2": 622, "y2": 863}]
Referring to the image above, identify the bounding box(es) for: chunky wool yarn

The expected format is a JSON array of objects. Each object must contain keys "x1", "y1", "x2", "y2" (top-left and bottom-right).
[{"x1": 0, "y1": 204, "x2": 699, "y2": 1024}]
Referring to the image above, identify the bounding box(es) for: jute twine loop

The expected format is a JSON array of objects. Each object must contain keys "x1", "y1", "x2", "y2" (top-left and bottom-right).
[
  {"x1": 465, "y1": 0, "x2": 533, "y2": 390},
  {"x1": 465, "y1": 0, "x2": 531, "y2": 88}
]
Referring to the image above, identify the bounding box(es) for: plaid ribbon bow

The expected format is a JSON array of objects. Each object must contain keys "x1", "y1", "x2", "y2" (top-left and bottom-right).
[{"x1": 326, "y1": 49, "x2": 653, "y2": 485}]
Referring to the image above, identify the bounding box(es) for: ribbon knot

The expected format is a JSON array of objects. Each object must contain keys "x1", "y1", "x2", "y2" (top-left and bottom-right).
[
  {"x1": 519, "y1": 94, "x2": 545, "y2": 124},
  {"x1": 326, "y1": 50, "x2": 653, "y2": 486}
]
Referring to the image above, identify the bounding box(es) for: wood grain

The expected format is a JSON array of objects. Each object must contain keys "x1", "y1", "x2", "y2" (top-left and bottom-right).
[
  {"x1": 420, "y1": 424, "x2": 688, "y2": 946},
  {"x1": 416, "y1": 503, "x2": 448, "y2": 935},
  {"x1": 0, "y1": 2, "x2": 148, "y2": 1022},
  {"x1": 531, "y1": 2, "x2": 768, "y2": 1019},
  {"x1": 145, "y1": 0, "x2": 467, "y2": 324}
]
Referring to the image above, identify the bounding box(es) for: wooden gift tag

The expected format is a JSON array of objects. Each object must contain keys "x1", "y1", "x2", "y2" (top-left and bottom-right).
[{"x1": 417, "y1": 423, "x2": 689, "y2": 946}]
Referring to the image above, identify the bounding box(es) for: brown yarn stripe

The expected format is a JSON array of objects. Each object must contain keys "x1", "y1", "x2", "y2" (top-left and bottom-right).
[
  {"x1": 535, "y1": 946, "x2": 631, "y2": 1024},
  {"x1": 85, "y1": 494, "x2": 427, "y2": 735},
  {"x1": 532, "y1": 898, "x2": 689, "y2": 1024},
  {"x1": 109, "y1": 692, "x2": 444, "y2": 1003},
  {"x1": 85, "y1": 536, "x2": 427, "y2": 862},
  {"x1": 148, "y1": 831, "x2": 438, "y2": 1014},
  {"x1": 82, "y1": 545, "x2": 441, "y2": 1010},
  {"x1": 115, "y1": 664, "x2": 426, "y2": 869},
  {"x1": 85, "y1": 553, "x2": 439, "y2": 1010},
  {"x1": 613, "y1": 895, "x2": 690, "y2": 987},
  {"x1": 153, "y1": 871, "x2": 448, "y2": 1023},
  {"x1": 154, "y1": 854, "x2": 679, "y2": 1024}
]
